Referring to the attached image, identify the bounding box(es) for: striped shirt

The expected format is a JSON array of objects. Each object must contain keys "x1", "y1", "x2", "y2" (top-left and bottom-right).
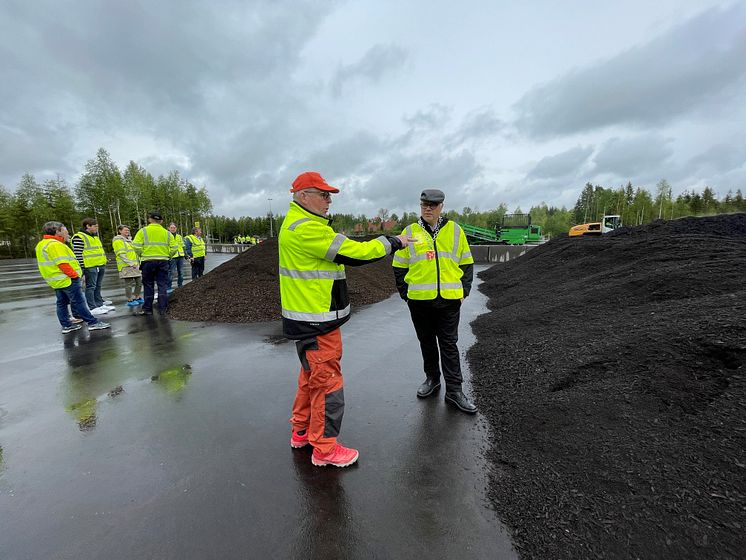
[{"x1": 71, "y1": 235, "x2": 85, "y2": 269}]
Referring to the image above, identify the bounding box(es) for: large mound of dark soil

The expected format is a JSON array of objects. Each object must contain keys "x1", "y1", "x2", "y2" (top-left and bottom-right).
[
  {"x1": 168, "y1": 237, "x2": 398, "y2": 323},
  {"x1": 468, "y1": 213, "x2": 746, "y2": 559}
]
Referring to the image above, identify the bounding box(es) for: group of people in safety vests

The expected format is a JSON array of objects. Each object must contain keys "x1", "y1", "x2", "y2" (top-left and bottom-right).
[
  {"x1": 35, "y1": 211, "x2": 208, "y2": 331},
  {"x1": 233, "y1": 235, "x2": 259, "y2": 245},
  {"x1": 36, "y1": 170, "x2": 477, "y2": 472}
]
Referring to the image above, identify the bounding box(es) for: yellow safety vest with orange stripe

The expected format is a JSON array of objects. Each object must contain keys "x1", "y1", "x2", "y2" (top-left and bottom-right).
[{"x1": 36, "y1": 238, "x2": 82, "y2": 289}]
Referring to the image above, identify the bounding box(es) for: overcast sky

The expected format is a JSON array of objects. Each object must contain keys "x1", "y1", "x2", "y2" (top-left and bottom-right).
[{"x1": 2, "y1": 0, "x2": 745, "y2": 218}]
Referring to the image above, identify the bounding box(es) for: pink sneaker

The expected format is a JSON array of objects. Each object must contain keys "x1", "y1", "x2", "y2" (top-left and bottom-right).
[
  {"x1": 311, "y1": 444, "x2": 359, "y2": 467},
  {"x1": 290, "y1": 430, "x2": 309, "y2": 448}
]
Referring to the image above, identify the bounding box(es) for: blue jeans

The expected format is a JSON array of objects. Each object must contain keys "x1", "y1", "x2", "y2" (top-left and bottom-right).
[
  {"x1": 141, "y1": 260, "x2": 170, "y2": 313},
  {"x1": 169, "y1": 257, "x2": 184, "y2": 288},
  {"x1": 56, "y1": 278, "x2": 98, "y2": 327},
  {"x1": 83, "y1": 265, "x2": 105, "y2": 309}
]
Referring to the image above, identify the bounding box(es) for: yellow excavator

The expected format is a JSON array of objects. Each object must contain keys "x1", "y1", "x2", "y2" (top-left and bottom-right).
[{"x1": 569, "y1": 215, "x2": 622, "y2": 237}]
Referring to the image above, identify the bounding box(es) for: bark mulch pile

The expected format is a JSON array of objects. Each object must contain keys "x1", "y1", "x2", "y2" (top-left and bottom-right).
[
  {"x1": 167, "y1": 237, "x2": 398, "y2": 323},
  {"x1": 468, "y1": 213, "x2": 746, "y2": 559}
]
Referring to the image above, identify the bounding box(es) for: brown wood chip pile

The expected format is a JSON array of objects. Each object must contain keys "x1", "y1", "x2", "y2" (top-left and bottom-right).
[
  {"x1": 167, "y1": 237, "x2": 398, "y2": 323},
  {"x1": 469, "y1": 213, "x2": 746, "y2": 560}
]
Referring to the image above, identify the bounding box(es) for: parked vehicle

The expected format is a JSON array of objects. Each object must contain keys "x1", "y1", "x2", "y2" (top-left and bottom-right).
[{"x1": 569, "y1": 215, "x2": 622, "y2": 237}]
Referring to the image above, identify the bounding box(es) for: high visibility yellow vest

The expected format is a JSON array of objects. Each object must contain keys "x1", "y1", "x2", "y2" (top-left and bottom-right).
[
  {"x1": 172, "y1": 233, "x2": 185, "y2": 257},
  {"x1": 392, "y1": 220, "x2": 474, "y2": 300},
  {"x1": 36, "y1": 238, "x2": 82, "y2": 289},
  {"x1": 132, "y1": 224, "x2": 176, "y2": 261},
  {"x1": 185, "y1": 235, "x2": 206, "y2": 257},
  {"x1": 279, "y1": 201, "x2": 394, "y2": 338},
  {"x1": 112, "y1": 235, "x2": 139, "y2": 271},
  {"x1": 71, "y1": 231, "x2": 106, "y2": 267}
]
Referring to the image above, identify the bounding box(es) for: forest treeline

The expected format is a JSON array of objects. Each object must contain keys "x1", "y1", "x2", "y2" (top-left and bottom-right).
[
  {"x1": 0, "y1": 148, "x2": 212, "y2": 258},
  {"x1": 1, "y1": 147, "x2": 744, "y2": 258}
]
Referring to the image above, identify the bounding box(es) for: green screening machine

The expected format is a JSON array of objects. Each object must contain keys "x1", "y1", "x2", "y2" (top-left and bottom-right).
[{"x1": 459, "y1": 213, "x2": 543, "y2": 245}]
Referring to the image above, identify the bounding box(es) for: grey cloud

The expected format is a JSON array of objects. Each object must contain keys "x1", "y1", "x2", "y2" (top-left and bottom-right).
[
  {"x1": 298, "y1": 132, "x2": 385, "y2": 179},
  {"x1": 0, "y1": 0, "x2": 334, "y2": 191},
  {"x1": 527, "y1": 145, "x2": 593, "y2": 180},
  {"x1": 0, "y1": 123, "x2": 77, "y2": 188},
  {"x1": 402, "y1": 104, "x2": 451, "y2": 130},
  {"x1": 593, "y1": 134, "x2": 674, "y2": 177},
  {"x1": 346, "y1": 149, "x2": 481, "y2": 211},
  {"x1": 445, "y1": 108, "x2": 505, "y2": 149},
  {"x1": 688, "y1": 143, "x2": 746, "y2": 173},
  {"x1": 330, "y1": 44, "x2": 408, "y2": 97},
  {"x1": 514, "y1": 4, "x2": 746, "y2": 137}
]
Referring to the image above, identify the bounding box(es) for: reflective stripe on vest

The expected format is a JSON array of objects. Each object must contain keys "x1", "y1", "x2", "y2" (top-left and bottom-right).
[
  {"x1": 36, "y1": 238, "x2": 82, "y2": 289},
  {"x1": 135, "y1": 224, "x2": 174, "y2": 261},
  {"x1": 279, "y1": 267, "x2": 346, "y2": 280},
  {"x1": 113, "y1": 237, "x2": 139, "y2": 271},
  {"x1": 186, "y1": 235, "x2": 206, "y2": 257},
  {"x1": 397, "y1": 221, "x2": 471, "y2": 300},
  {"x1": 73, "y1": 232, "x2": 106, "y2": 267},
  {"x1": 173, "y1": 234, "x2": 185, "y2": 257},
  {"x1": 281, "y1": 305, "x2": 351, "y2": 322},
  {"x1": 324, "y1": 234, "x2": 346, "y2": 261}
]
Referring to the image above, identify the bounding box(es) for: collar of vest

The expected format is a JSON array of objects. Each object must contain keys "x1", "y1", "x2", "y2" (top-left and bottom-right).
[
  {"x1": 418, "y1": 216, "x2": 450, "y2": 235},
  {"x1": 288, "y1": 201, "x2": 332, "y2": 226},
  {"x1": 44, "y1": 235, "x2": 65, "y2": 242}
]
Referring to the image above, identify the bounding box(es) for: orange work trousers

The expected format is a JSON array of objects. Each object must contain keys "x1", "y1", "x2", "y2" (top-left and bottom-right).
[{"x1": 290, "y1": 328, "x2": 344, "y2": 454}]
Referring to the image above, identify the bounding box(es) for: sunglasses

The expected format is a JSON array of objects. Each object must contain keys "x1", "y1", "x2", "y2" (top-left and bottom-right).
[{"x1": 306, "y1": 190, "x2": 332, "y2": 200}]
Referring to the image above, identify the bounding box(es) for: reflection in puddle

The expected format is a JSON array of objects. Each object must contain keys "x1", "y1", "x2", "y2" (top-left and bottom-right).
[
  {"x1": 151, "y1": 364, "x2": 192, "y2": 395},
  {"x1": 65, "y1": 398, "x2": 97, "y2": 431}
]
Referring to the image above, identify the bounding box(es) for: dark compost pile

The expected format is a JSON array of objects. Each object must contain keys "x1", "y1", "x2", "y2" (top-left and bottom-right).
[
  {"x1": 167, "y1": 237, "x2": 398, "y2": 323},
  {"x1": 468, "y1": 213, "x2": 746, "y2": 559}
]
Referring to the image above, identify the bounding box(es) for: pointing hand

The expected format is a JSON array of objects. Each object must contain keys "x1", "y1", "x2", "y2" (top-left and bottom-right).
[{"x1": 396, "y1": 234, "x2": 418, "y2": 247}]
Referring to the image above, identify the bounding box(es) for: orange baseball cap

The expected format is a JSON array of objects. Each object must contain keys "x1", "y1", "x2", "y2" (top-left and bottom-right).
[{"x1": 290, "y1": 171, "x2": 340, "y2": 193}]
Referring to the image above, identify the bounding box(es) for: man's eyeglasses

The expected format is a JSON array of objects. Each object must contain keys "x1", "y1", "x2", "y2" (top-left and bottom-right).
[
  {"x1": 306, "y1": 190, "x2": 332, "y2": 201},
  {"x1": 420, "y1": 202, "x2": 440, "y2": 209}
]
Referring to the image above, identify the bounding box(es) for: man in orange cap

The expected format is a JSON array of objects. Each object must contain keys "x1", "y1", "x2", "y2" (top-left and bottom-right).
[{"x1": 280, "y1": 171, "x2": 412, "y2": 467}]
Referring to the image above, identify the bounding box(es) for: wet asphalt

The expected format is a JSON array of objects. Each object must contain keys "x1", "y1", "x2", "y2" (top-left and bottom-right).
[{"x1": 0, "y1": 256, "x2": 516, "y2": 560}]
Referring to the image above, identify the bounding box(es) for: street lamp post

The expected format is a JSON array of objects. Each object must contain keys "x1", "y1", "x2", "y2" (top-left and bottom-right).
[{"x1": 268, "y1": 198, "x2": 274, "y2": 238}]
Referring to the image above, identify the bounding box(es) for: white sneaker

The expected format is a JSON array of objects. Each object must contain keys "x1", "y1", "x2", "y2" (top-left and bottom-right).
[
  {"x1": 102, "y1": 305, "x2": 116, "y2": 310},
  {"x1": 103, "y1": 300, "x2": 113, "y2": 305},
  {"x1": 90, "y1": 306, "x2": 109, "y2": 315}
]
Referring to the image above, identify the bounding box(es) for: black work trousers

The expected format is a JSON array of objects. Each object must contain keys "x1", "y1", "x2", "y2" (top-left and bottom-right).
[
  {"x1": 407, "y1": 298, "x2": 463, "y2": 392},
  {"x1": 141, "y1": 260, "x2": 170, "y2": 314},
  {"x1": 191, "y1": 257, "x2": 205, "y2": 279}
]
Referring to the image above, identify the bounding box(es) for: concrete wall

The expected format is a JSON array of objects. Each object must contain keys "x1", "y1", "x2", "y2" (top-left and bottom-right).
[
  {"x1": 207, "y1": 243, "x2": 253, "y2": 253},
  {"x1": 469, "y1": 244, "x2": 538, "y2": 263}
]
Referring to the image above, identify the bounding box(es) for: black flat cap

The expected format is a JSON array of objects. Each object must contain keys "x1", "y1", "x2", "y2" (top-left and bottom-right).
[
  {"x1": 149, "y1": 211, "x2": 163, "y2": 220},
  {"x1": 420, "y1": 189, "x2": 445, "y2": 204}
]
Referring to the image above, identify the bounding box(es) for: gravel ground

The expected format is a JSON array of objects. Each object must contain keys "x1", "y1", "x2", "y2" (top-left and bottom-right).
[
  {"x1": 167, "y1": 236, "x2": 398, "y2": 322},
  {"x1": 467, "y1": 213, "x2": 746, "y2": 559}
]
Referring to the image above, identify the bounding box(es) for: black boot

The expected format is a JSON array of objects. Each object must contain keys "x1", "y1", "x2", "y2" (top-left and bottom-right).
[
  {"x1": 445, "y1": 391, "x2": 477, "y2": 414},
  {"x1": 416, "y1": 378, "x2": 441, "y2": 398}
]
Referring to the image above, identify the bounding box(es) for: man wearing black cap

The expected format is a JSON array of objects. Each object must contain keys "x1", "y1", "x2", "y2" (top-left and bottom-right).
[
  {"x1": 132, "y1": 212, "x2": 177, "y2": 316},
  {"x1": 392, "y1": 189, "x2": 477, "y2": 413}
]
